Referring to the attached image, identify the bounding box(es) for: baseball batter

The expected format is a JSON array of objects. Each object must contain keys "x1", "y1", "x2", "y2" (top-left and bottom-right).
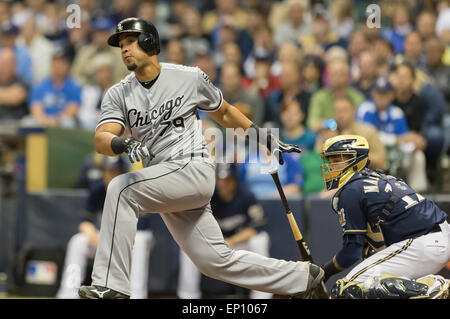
[{"x1": 78, "y1": 17, "x2": 324, "y2": 299}]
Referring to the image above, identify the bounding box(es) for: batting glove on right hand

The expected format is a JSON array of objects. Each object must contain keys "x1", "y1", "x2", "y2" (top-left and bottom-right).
[{"x1": 111, "y1": 137, "x2": 150, "y2": 163}]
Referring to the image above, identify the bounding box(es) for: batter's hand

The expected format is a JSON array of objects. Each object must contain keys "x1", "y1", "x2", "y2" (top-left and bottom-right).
[
  {"x1": 268, "y1": 136, "x2": 301, "y2": 165},
  {"x1": 123, "y1": 137, "x2": 150, "y2": 163}
]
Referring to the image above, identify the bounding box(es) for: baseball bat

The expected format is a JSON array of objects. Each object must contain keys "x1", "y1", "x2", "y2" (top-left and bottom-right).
[{"x1": 268, "y1": 167, "x2": 328, "y2": 299}]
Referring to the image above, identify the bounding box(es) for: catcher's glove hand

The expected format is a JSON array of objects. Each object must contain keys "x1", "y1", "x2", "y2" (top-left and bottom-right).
[{"x1": 111, "y1": 137, "x2": 150, "y2": 163}]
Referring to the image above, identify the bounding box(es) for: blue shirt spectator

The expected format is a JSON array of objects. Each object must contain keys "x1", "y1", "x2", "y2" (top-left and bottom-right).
[
  {"x1": 29, "y1": 50, "x2": 81, "y2": 127},
  {"x1": 0, "y1": 22, "x2": 33, "y2": 85},
  {"x1": 356, "y1": 100, "x2": 409, "y2": 137}
]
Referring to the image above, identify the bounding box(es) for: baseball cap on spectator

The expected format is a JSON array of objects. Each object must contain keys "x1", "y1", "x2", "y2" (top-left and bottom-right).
[
  {"x1": 52, "y1": 46, "x2": 72, "y2": 61},
  {"x1": 1, "y1": 22, "x2": 19, "y2": 36},
  {"x1": 92, "y1": 17, "x2": 115, "y2": 32},
  {"x1": 216, "y1": 163, "x2": 238, "y2": 179},
  {"x1": 372, "y1": 76, "x2": 394, "y2": 93}
]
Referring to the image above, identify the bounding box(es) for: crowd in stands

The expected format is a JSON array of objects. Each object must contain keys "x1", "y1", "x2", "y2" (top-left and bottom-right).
[{"x1": 1, "y1": 0, "x2": 450, "y2": 196}]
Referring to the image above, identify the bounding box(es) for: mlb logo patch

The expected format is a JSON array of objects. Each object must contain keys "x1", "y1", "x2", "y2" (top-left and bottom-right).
[{"x1": 25, "y1": 260, "x2": 58, "y2": 285}]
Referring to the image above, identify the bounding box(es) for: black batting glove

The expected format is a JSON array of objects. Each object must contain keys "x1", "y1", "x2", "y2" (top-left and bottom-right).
[
  {"x1": 250, "y1": 124, "x2": 302, "y2": 165},
  {"x1": 267, "y1": 135, "x2": 302, "y2": 165},
  {"x1": 111, "y1": 137, "x2": 150, "y2": 163}
]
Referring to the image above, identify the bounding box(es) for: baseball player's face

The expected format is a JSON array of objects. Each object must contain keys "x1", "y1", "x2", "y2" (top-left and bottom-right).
[
  {"x1": 327, "y1": 154, "x2": 351, "y2": 172},
  {"x1": 118, "y1": 33, "x2": 148, "y2": 71}
]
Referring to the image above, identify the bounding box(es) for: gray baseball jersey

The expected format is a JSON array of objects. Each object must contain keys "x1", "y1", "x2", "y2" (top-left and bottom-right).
[{"x1": 96, "y1": 63, "x2": 222, "y2": 165}]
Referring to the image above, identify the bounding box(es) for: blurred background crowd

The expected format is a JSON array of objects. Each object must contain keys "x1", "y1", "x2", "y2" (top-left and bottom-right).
[
  {"x1": 1, "y1": 0, "x2": 450, "y2": 298},
  {"x1": 1, "y1": 0, "x2": 450, "y2": 195}
]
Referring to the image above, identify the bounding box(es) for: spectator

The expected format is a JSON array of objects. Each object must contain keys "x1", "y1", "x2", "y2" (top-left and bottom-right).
[
  {"x1": 242, "y1": 50, "x2": 280, "y2": 100},
  {"x1": 243, "y1": 4, "x2": 267, "y2": 38},
  {"x1": 29, "y1": 49, "x2": 81, "y2": 128},
  {"x1": 329, "y1": 0, "x2": 354, "y2": 40},
  {"x1": 391, "y1": 61, "x2": 444, "y2": 180},
  {"x1": 273, "y1": 0, "x2": 310, "y2": 47},
  {"x1": 202, "y1": 0, "x2": 247, "y2": 34},
  {"x1": 271, "y1": 41, "x2": 303, "y2": 77},
  {"x1": 331, "y1": 95, "x2": 387, "y2": 170},
  {"x1": 164, "y1": 38, "x2": 187, "y2": 65},
  {"x1": 373, "y1": 37, "x2": 395, "y2": 77},
  {"x1": 210, "y1": 24, "x2": 248, "y2": 69},
  {"x1": 279, "y1": 100, "x2": 323, "y2": 195},
  {"x1": 177, "y1": 163, "x2": 272, "y2": 299},
  {"x1": 417, "y1": 11, "x2": 437, "y2": 41},
  {"x1": 279, "y1": 99, "x2": 317, "y2": 152},
  {"x1": 192, "y1": 53, "x2": 218, "y2": 85},
  {"x1": 301, "y1": 54, "x2": 325, "y2": 96},
  {"x1": 0, "y1": 2, "x2": 10, "y2": 26},
  {"x1": 380, "y1": 2, "x2": 413, "y2": 54},
  {"x1": 221, "y1": 41, "x2": 243, "y2": 71},
  {"x1": 78, "y1": 54, "x2": 115, "y2": 130},
  {"x1": 435, "y1": 0, "x2": 450, "y2": 46},
  {"x1": 179, "y1": 6, "x2": 211, "y2": 66},
  {"x1": 0, "y1": 48, "x2": 29, "y2": 121},
  {"x1": 56, "y1": 155, "x2": 154, "y2": 299},
  {"x1": 66, "y1": 13, "x2": 92, "y2": 61},
  {"x1": 137, "y1": 0, "x2": 181, "y2": 45},
  {"x1": 356, "y1": 76, "x2": 428, "y2": 192},
  {"x1": 424, "y1": 37, "x2": 450, "y2": 103},
  {"x1": 16, "y1": 17, "x2": 54, "y2": 84},
  {"x1": 11, "y1": 0, "x2": 47, "y2": 29},
  {"x1": 243, "y1": 25, "x2": 276, "y2": 79},
  {"x1": 353, "y1": 50, "x2": 378, "y2": 99},
  {"x1": 307, "y1": 59, "x2": 365, "y2": 132},
  {"x1": 219, "y1": 62, "x2": 264, "y2": 126},
  {"x1": 402, "y1": 31, "x2": 426, "y2": 68},
  {"x1": 38, "y1": 2, "x2": 69, "y2": 46},
  {"x1": 0, "y1": 22, "x2": 33, "y2": 85},
  {"x1": 108, "y1": 0, "x2": 137, "y2": 25},
  {"x1": 266, "y1": 60, "x2": 310, "y2": 125},
  {"x1": 348, "y1": 30, "x2": 370, "y2": 80},
  {"x1": 71, "y1": 17, "x2": 129, "y2": 86},
  {"x1": 391, "y1": 62, "x2": 427, "y2": 136},
  {"x1": 298, "y1": 6, "x2": 343, "y2": 56}
]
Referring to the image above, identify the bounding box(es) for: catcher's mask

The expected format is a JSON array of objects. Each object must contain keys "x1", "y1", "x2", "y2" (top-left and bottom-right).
[{"x1": 320, "y1": 135, "x2": 369, "y2": 190}]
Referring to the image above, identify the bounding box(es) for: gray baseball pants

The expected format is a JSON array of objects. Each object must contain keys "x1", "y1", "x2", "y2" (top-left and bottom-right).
[{"x1": 91, "y1": 159, "x2": 310, "y2": 296}]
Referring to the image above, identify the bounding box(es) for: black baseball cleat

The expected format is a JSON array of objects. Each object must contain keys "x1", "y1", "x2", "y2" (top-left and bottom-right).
[
  {"x1": 78, "y1": 285, "x2": 130, "y2": 299},
  {"x1": 292, "y1": 263, "x2": 325, "y2": 299}
]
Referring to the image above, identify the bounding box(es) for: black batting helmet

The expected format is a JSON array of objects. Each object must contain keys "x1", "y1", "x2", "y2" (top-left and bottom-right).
[{"x1": 107, "y1": 17, "x2": 160, "y2": 55}]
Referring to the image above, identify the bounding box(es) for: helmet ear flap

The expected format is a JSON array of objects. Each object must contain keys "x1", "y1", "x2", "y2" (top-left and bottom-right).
[{"x1": 138, "y1": 33, "x2": 153, "y2": 52}]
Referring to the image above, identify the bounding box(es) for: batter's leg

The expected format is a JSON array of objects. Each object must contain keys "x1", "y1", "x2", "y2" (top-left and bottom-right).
[
  {"x1": 90, "y1": 161, "x2": 215, "y2": 296},
  {"x1": 160, "y1": 205, "x2": 311, "y2": 296}
]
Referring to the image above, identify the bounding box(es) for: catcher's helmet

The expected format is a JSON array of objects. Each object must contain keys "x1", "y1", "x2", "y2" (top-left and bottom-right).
[
  {"x1": 107, "y1": 17, "x2": 160, "y2": 54},
  {"x1": 320, "y1": 135, "x2": 369, "y2": 190}
]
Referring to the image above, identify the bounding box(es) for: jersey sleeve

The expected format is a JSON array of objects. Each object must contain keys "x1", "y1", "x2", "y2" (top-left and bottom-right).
[
  {"x1": 96, "y1": 86, "x2": 126, "y2": 129},
  {"x1": 196, "y1": 67, "x2": 223, "y2": 112},
  {"x1": 337, "y1": 185, "x2": 367, "y2": 235}
]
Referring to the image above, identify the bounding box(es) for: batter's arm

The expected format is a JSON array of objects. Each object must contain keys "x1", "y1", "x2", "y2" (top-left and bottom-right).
[
  {"x1": 94, "y1": 122, "x2": 125, "y2": 156},
  {"x1": 208, "y1": 99, "x2": 253, "y2": 130}
]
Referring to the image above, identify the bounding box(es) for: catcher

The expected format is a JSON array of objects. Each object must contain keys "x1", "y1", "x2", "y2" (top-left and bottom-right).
[{"x1": 320, "y1": 134, "x2": 450, "y2": 299}]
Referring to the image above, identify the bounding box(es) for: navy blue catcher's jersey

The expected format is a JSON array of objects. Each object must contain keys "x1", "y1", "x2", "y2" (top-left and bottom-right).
[
  {"x1": 211, "y1": 186, "x2": 266, "y2": 238},
  {"x1": 332, "y1": 168, "x2": 448, "y2": 249}
]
